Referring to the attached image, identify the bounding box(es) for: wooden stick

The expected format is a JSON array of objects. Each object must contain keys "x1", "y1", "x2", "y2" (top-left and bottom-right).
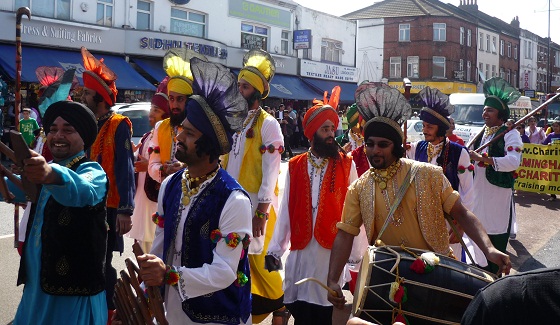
[{"x1": 294, "y1": 277, "x2": 337, "y2": 296}]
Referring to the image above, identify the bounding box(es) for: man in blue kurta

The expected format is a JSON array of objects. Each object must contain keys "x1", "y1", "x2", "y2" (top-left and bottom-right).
[
  {"x1": 3, "y1": 101, "x2": 108, "y2": 325},
  {"x1": 135, "y1": 59, "x2": 252, "y2": 324}
]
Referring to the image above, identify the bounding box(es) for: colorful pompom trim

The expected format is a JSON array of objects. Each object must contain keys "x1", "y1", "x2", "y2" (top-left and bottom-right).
[
  {"x1": 394, "y1": 313, "x2": 410, "y2": 325},
  {"x1": 410, "y1": 252, "x2": 440, "y2": 274},
  {"x1": 235, "y1": 271, "x2": 248, "y2": 287},
  {"x1": 246, "y1": 128, "x2": 254, "y2": 138},
  {"x1": 148, "y1": 146, "x2": 160, "y2": 154},
  {"x1": 152, "y1": 212, "x2": 164, "y2": 228},
  {"x1": 513, "y1": 171, "x2": 519, "y2": 179},
  {"x1": 259, "y1": 144, "x2": 285, "y2": 154},
  {"x1": 164, "y1": 265, "x2": 179, "y2": 286},
  {"x1": 458, "y1": 164, "x2": 474, "y2": 174},
  {"x1": 468, "y1": 164, "x2": 475, "y2": 172},
  {"x1": 477, "y1": 152, "x2": 490, "y2": 167},
  {"x1": 389, "y1": 281, "x2": 408, "y2": 304},
  {"x1": 209, "y1": 229, "x2": 250, "y2": 250},
  {"x1": 259, "y1": 145, "x2": 267, "y2": 154}
]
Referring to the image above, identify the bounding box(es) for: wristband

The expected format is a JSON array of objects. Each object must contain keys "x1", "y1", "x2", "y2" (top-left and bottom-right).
[
  {"x1": 164, "y1": 265, "x2": 179, "y2": 286},
  {"x1": 255, "y1": 209, "x2": 269, "y2": 220}
]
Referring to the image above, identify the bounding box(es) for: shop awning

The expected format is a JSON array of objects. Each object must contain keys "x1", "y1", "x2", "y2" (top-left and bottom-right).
[
  {"x1": 0, "y1": 44, "x2": 155, "y2": 91},
  {"x1": 232, "y1": 70, "x2": 320, "y2": 100},
  {"x1": 132, "y1": 58, "x2": 166, "y2": 83},
  {"x1": 301, "y1": 78, "x2": 358, "y2": 104}
]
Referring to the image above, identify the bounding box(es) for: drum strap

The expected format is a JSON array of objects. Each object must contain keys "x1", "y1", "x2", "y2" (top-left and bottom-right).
[{"x1": 375, "y1": 162, "x2": 421, "y2": 244}]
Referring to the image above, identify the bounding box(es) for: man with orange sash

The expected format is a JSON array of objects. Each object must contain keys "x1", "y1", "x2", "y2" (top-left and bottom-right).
[
  {"x1": 222, "y1": 49, "x2": 286, "y2": 324},
  {"x1": 148, "y1": 49, "x2": 207, "y2": 183},
  {"x1": 80, "y1": 46, "x2": 135, "y2": 321},
  {"x1": 267, "y1": 93, "x2": 358, "y2": 325}
]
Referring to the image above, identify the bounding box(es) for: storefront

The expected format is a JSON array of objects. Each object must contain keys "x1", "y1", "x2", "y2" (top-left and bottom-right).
[
  {"x1": 299, "y1": 59, "x2": 359, "y2": 105},
  {"x1": 387, "y1": 80, "x2": 477, "y2": 95}
]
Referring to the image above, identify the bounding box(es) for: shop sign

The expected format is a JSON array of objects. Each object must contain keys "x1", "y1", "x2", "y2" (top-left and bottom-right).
[
  {"x1": 229, "y1": 0, "x2": 291, "y2": 29},
  {"x1": 293, "y1": 30, "x2": 311, "y2": 49},
  {"x1": 139, "y1": 37, "x2": 227, "y2": 59},
  {"x1": 300, "y1": 59, "x2": 358, "y2": 83},
  {"x1": 388, "y1": 81, "x2": 476, "y2": 94}
]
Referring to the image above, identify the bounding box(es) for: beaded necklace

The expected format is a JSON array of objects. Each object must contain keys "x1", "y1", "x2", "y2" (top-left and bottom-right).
[
  {"x1": 427, "y1": 141, "x2": 444, "y2": 163},
  {"x1": 307, "y1": 151, "x2": 328, "y2": 172},
  {"x1": 231, "y1": 109, "x2": 261, "y2": 159},
  {"x1": 369, "y1": 159, "x2": 401, "y2": 190},
  {"x1": 484, "y1": 125, "x2": 502, "y2": 137},
  {"x1": 170, "y1": 126, "x2": 179, "y2": 162},
  {"x1": 181, "y1": 166, "x2": 220, "y2": 206},
  {"x1": 97, "y1": 110, "x2": 113, "y2": 122},
  {"x1": 310, "y1": 164, "x2": 325, "y2": 215}
]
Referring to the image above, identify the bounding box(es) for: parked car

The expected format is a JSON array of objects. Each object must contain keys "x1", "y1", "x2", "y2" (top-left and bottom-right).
[
  {"x1": 404, "y1": 119, "x2": 424, "y2": 143},
  {"x1": 116, "y1": 102, "x2": 151, "y2": 145}
]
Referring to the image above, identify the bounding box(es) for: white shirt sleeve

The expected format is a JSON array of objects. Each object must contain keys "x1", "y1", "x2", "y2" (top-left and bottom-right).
[
  {"x1": 267, "y1": 169, "x2": 291, "y2": 260},
  {"x1": 258, "y1": 117, "x2": 284, "y2": 203},
  {"x1": 406, "y1": 141, "x2": 420, "y2": 160},
  {"x1": 148, "y1": 120, "x2": 164, "y2": 182},
  {"x1": 175, "y1": 191, "x2": 252, "y2": 300},
  {"x1": 457, "y1": 148, "x2": 475, "y2": 212},
  {"x1": 492, "y1": 129, "x2": 523, "y2": 172}
]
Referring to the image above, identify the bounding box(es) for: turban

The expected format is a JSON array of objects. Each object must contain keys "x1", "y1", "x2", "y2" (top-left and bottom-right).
[
  {"x1": 81, "y1": 47, "x2": 117, "y2": 106},
  {"x1": 164, "y1": 48, "x2": 208, "y2": 96},
  {"x1": 238, "y1": 49, "x2": 275, "y2": 99},
  {"x1": 42, "y1": 101, "x2": 98, "y2": 150},
  {"x1": 303, "y1": 101, "x2": 339, "y2": 141},
  {"x1": 416, "y1": 87, "x2": 454, "y2": 132},
  {"x1": 483, "y1": 77, "x2": 521, "y2": 120},
  {"x1": 151, "y1": 92, "x2": 170, "y2": 119},
  {"x1": 346, "y1": 103, "x2": 360, "y2": 129}
]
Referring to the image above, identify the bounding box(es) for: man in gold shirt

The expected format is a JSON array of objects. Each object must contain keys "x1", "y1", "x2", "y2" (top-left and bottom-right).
[{"x1": 326, "y1": 83, "x2": 511, "y2": 310}]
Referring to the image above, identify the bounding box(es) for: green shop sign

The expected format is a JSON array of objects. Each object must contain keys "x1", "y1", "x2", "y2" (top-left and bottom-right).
[{"x1": 229, "y1": 0, "x2": 291, "y2": 29}]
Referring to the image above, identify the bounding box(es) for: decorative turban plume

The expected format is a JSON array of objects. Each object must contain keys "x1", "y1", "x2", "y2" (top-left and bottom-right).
[
  {"x1": 186, "y1": 58, "x2": 248, "y2": 154},
  {"x1": 37, "y1": 68, "x2": 77, "y2": 117},
  {"x1": 483, "y1": 77, "x2": 521, "y2": 120},
  {"x1": 81, "y1": 46, "x2": 118, "y2": 106},
  {"x1": 355, "y1": 82, "x2": 412, "y2": 144},
  {"x1": 163, "y1": 48, "x2": 208, "y2": 96},
  {"x1": 417, "y1": 86, "x2": 455, "y2": 130},
  {"x1": 303, "y1": 86, "x2": 341, "y2": 141},
  {"x1": 238, "y1": 49, "x2": 276, "y2": 99}
]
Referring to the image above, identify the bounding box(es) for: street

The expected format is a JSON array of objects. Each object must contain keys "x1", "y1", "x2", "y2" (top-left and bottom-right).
[{"x1": 0, "y1": 165, "x2": 559, "y2": 324}]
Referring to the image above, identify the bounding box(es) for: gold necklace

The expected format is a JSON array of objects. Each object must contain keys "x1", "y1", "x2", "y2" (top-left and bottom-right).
[
  {"x1": 181, "y1": 167, "x2": 220, "y2": 206},
  {"x1": 65, "y1": 155, "x2": 85, "y2": 169},
  {"x1": 484, "y1": 125, "x2": 501, "y2": 137},
  {"x1": 427, "y1": 141, "x2": 444, "y2": 162},
  {"x1": 349, "y1": 130, "x2": 364, "y2": 147},
  {"x1": 369, "y1": 159, "x2": 401, "y2": 190},
  {"x1": 307, "y1": 151, "x2": 328, "y2": 172}
]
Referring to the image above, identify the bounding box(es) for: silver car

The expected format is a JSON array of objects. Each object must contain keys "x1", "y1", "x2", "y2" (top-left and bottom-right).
[{"x1": 116, "y1": 102, "x2": 151, "y2": 145}]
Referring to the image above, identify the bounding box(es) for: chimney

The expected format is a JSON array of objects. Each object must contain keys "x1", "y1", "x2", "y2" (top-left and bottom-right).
[
  {"x1": 459, "y1": 0, "x2": 479, "y2": 13},
  {"x1": 510, "y1": 16, "x2": 520, "y2": 29}
]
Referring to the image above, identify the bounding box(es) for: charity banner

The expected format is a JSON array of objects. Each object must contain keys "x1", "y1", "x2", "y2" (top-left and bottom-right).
[{"x1": 515, "y1": 143, "x2": 560, "y2": 194}]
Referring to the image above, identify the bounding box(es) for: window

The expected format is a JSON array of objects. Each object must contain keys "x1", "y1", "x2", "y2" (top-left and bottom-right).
[
  {"x1": 16, "y1": 0, "x2": 70, "y2": 19},
  {"x1": 281, "y1": 30, "x2": 290, "y2": 55},
  {"x1": 459, "y1": 59, "x2": 464, "y2": 71},
  {"x1": 137, "y1": 1, "x2": 151, "y2": 30},
  {"x1": 514, "y1": 45, "x2": 518, "y2": 60},
  {"x1": 433, "y1": 23, "x2": 446, "y2": 41},
  {"x1": 433, "y1": 56, "x2": 445, "y2": 78},
  {"x1": 500, "y1": 40, "x2": 504, "y2": 56},
  {"x1": 479, "y1": 62, "x2": 484, "y2": 80},
  {"x1": 485, "y1": 64, "x2": 490, "y2": 80},
  {"x1": 467, "y1": 61, "x2": 471, "y2": 81},
  {"x1": 556, "y1": 50, "x2": 560, "y2": 67},
  {"x1": 486, "y1": 35, "x2": 490, "y2": 52},
  {"x1": 467, "y1": 29, "x2": 472, "y2": 47},
  {"x1": 492, "y1": 36, "x2": 497, "y2": 53},
  {"x1": 399, "y1": 24, "x2": 410, "y2": 42},
  {"x1": 390, "y1": 57, "x2": 401, "y2": 78},
  {"x1": 492, "y1": 65, "x2": 496, "y2": 77},
  {"x1": 500, "y1": 67, "x2": 504, "y2": 79},
  {"x1": 171, "y1": 9, "x2": 206, "y2": 37},
  {"x1": 508, "y1": 42, "x2": 512, "y2": 57},
  {"x1": 506, "y1": 69, "x2": 511, "y2": 84},
  {"x1": 460, "y1": 27, "x2": 464, "y2": 45},
  {"x1": 479, "y1": 32, "x2": 484, "y2": 50},
  {"x1": 525, "y1": 41, "x2": 532, "y2": 59},
  {"x1": 513, "y1": 71, "x2": 517, "y2": 87},
  {"x1": 321, "y1": 39, "x2": 343, "y2": 63},
  {"x1": 97, "y1": 0, "x2": 113, "y2": 26},
  {"x1": 407, "y1": 56, "x2": 419, "y2": 78}
]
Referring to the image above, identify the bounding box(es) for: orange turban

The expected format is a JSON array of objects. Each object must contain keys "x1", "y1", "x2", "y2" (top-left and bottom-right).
[{"x1": 303, "y1": 100, "x2": 339, "y2": 141}]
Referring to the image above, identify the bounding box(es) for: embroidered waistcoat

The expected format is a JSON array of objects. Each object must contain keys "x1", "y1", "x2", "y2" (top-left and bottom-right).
[
  {"x1": 415, "y1": 140, "x2": 464, "y2": 191},
  {"x1": 473, "y1": 126, "x2": 515, "y2": 189}
]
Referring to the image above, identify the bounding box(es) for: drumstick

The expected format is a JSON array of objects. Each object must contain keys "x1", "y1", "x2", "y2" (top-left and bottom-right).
[{"x1": 295, "y1": 278, "x2": 338, "y2": 296}]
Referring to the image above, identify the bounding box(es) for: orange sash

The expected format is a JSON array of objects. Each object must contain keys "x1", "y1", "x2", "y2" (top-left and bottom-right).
[
  {"x1": 288, "y1": 152, "x2": 352, "y2": 250},
  {"x1": 90, "y1": 114, "x2": 132, "y2": 208}
]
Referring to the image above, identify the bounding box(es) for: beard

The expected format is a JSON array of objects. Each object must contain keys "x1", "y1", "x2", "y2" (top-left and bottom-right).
[
  {"x1": 174, "y1": 141, "x2": 190, "y2": 164},
  {"x1": 170, "y1": 109, "x2": 186, "y2": 126},
  {"x1": 312, "y1": 133, "x2": 339, "y2": 158}
]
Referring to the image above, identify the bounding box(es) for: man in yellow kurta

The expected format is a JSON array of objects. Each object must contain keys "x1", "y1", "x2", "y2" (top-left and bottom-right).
[
  {"x1": 326, "y1": 83, "x2": 512, "y2": 312},
  {"x1": 222, "y1": 49, "x2": 287, "y2": 324}
]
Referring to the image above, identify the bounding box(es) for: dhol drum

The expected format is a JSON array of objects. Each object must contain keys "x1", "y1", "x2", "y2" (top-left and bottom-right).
[{"x1": 353, "y1": 245, "x2": 496, "y2": 325}]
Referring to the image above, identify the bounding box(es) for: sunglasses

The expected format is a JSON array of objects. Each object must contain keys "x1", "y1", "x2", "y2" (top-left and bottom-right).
[{"x1": 365, "y1": 141, "x2": 393, "y2": 148}]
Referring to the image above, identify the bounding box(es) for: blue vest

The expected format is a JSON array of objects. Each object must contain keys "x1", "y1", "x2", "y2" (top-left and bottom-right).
[
  {"x1": 415, "y1": 140, "x2": 464, "y2": 191},
  {"x1": 162, "y1": 168, "x2": 251, "y2": 324}
]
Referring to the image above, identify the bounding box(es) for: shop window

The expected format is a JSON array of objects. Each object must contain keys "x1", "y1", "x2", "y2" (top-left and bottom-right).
[
  {"x1": 399, "y1": 24, "x2": 410, "y2": 42},
  {"x1": 407, "y1": 56, "x2": 419, "y2": 78},
  {"x1": 137, "y1": 0, "x2": 151, "y2": 30},
  {"x1": 390, "y1": 57, "x2": 401, "y2": 78},
  {"x1": 171, "y1": 8, "x2": 206, "y2": 38},
  {"x1": 321, "y1": 39, "x2": 342, "y2": 64},
  {"x1": 97, "y1": 0, "x2": 113, "y2": 26},
  {"x1": 281, "y1": 30, "x2": 290, "y2": 55},
  {"x1": 433, "y1": 56, "x2": 445, "y2": 78},
  {"x1": 433, "y1": 23, "x2": 446, "y2": 41},
  {"x1": 17, "y1": 0, "x2": 70, "y2": 19},
  {"x1": 241, "y1": 23, "x2": 268, "y2": 50}
]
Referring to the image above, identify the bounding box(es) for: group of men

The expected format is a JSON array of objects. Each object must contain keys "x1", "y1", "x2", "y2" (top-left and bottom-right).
[{"x1": 4, "y1": 43, "x2": 540, "y2": 325}]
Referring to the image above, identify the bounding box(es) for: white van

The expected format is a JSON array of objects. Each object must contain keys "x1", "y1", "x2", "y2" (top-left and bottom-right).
[{"x1": 449, "y1": 93, "x2": 531, "y2": 145}]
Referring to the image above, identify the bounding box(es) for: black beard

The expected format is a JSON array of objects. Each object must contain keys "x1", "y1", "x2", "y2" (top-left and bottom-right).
[
  {"x1": 170, "y1": 109, "x2": 186, "y2": 126},
  {"x1": 312, "y1": 133, "x2": 339, "y2": 158},
  {"x1": 174, "y1": 142, "x2": 189, "y2": 164}
]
